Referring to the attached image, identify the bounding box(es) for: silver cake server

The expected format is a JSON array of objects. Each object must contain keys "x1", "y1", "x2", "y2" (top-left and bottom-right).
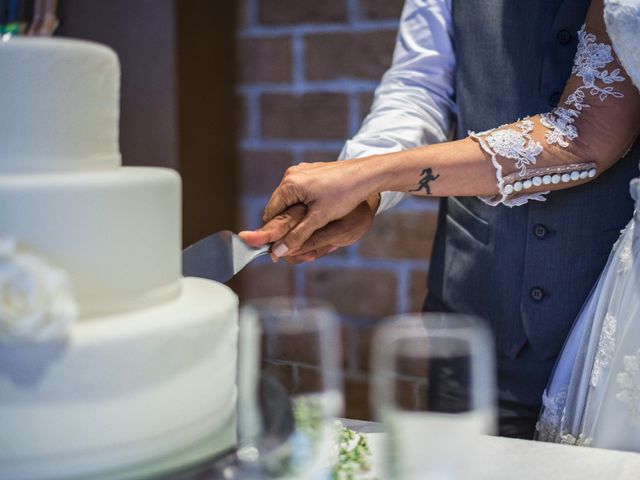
[{"x1": 182, "y1": 230, "x2": 271, "y2": 283}]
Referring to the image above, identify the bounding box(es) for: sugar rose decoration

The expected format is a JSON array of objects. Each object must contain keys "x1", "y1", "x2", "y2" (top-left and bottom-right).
[{"x1": 0, "y1": 237, "x2": 79, "y2": 343}]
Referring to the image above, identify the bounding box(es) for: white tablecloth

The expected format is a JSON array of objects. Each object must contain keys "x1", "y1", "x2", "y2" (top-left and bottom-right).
[{"x1": 343, "y1": 419, "x2": 640, "y2": 480}]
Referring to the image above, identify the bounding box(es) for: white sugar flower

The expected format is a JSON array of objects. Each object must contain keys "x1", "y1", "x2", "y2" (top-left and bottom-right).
[{"x1": 0, "y1": 237, "x2": 78, "y2": 343}]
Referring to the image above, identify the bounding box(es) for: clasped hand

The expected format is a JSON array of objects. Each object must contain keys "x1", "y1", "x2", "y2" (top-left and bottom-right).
[{"x1": 239, "y1": 159, "x2": 381, "y2": 263}]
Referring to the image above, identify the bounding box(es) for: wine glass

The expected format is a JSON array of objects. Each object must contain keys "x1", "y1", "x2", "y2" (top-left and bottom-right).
[
  {"x1": 235, "y1": 297, "x2": 343, "y2": 479},
  {"x1": 372, "y1": 313, "x2": 496, "y2": 480}
]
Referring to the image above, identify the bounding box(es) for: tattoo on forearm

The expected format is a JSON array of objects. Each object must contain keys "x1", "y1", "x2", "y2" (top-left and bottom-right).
[{"x1": 409, "y1": 168, "x2": 440, "y2": 195}]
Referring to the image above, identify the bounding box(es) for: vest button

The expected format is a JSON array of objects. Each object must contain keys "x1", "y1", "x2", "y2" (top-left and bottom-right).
[
  {"x1": 530, "y1": 287, "x2": 546, "y2": 302},
  {"x1": 557, "y1": 29, "x2": 572, "y2": 45},
  {"x1": 533, "y1": 224, "x2": 548, "y2": 239},
  {"x1": 548, "y1": 92, "x2": 561, "y2": 106}
]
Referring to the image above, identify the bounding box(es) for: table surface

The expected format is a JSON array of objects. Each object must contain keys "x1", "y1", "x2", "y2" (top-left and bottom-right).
[{"x1": 342, "y1": 419, "x2": 640, "y2": 480}]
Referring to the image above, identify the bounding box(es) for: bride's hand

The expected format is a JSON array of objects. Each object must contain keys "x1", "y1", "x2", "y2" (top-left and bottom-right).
[
  {"x1": 241, "y1": 195, "x2": 380, "y2": 263},
  {"x1": 262, "y1": 158, "x2": 381, "y2": 257}
]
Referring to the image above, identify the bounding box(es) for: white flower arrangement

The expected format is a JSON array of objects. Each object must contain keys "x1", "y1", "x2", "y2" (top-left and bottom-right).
[
  {"x1": 332, "y1": 421, "x2": 376, "y2": 480},
  {"x1": 0, "y1": 237, "x2": 78, "y2": 343}
]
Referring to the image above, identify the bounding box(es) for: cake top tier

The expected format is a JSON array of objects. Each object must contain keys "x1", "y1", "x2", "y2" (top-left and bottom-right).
[{"x1": 0, "y1": 38, "x2": 121, "y2": 174}]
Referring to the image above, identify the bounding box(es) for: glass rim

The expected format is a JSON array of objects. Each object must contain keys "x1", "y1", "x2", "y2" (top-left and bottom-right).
[{"x1": 371, "y1": 313, "x2": 494, "y2": 362}]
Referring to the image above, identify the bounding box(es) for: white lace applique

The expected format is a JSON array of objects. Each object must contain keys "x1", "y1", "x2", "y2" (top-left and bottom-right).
[
  {"x1": 471, "y1": 119, "x2": 547, "y2": 207},
  {"x1": 485, "y1": 119, "x2": 544, "y2": 175},
  {"x1": 616, "y1": 348, "x2": 640, "y2": 423},
  {"x1": 540, "y1": 108, "x2": 579, "y2": 147},
  {"x1": 590, "y1": 313, "x2": 617, "y2": 387},
  {"x1": 618, "y1": 222, "x2": 634, "y2": 274},
  {"x1": 537, "y1": 388, "x2": 568, "y2": 442},
  {"x1": 559, "y1": 433, "x2": 593, "y2": 447},
  {"x1": 537, "y1": 388, "x2": 593, "y2": 446},
  {"x1": 541, "y1": 25, "x2": 626, "y2": 148}
]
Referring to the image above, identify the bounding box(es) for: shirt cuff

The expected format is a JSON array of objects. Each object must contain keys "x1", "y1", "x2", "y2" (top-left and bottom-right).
[{"x1": 378, "y1": 191, "x2": 408, "y2": 213}]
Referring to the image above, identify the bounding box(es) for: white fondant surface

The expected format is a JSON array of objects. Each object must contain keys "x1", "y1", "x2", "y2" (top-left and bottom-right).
[
  {"x1": 0, "y1": 38, "x2": 121, "y2": 173},
  {"x1": 0, "y1": 167, "x2": 182, "y2": 317},
  {"x1": 0, "y1": 278, "x2": 238, "y2": 480}
]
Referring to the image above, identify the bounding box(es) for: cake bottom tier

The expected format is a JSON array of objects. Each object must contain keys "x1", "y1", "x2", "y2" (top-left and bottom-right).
[{"x1": 0, "y1": 277, "x2": 238, "y2": 480}]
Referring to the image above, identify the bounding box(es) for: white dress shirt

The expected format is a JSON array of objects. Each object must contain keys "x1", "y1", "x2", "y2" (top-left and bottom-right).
[{"x1": 338, "y1": 0, "x2": 456, "y2": 213}]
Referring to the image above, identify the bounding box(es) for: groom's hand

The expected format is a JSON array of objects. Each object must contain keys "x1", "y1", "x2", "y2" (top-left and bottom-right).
[
  {"x1": 239, "y1": 194, "x2": 380, "y2": 264},
  {"x1": 285, "y1": 194, "x2": 380, "y2": 263}
]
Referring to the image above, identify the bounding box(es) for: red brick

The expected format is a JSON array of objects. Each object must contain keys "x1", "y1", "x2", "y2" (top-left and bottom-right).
[
  {"x1": 416, "y1": 381, "x2": 429, "y2": 411},
  {"x1": 304, "y1": 267, "x2": 397, "y2": 318},
  {"x1": 302, "y1": 150, "x2": 341, "y2": 164},
  {"x1": 344, "y1": 375, "x2": 374, "y2": 420},
  {"x1": 296, "y1": 366, "x2": 322, "y2": 394},
  {"x1": 409, "y1": 269, "x2": 428, "y2": 312},
  {"x1": 261, "y1": 93, "x2": 349, "y2": 140},
  {"x1": 263, "y1": 331, "x2": 322, "y2": 366},
  {"x1": 346, "y1": 360, "x2": 424, "y2": 413},
  {"x1": 296, "y1": 366, "x2": 342, "y2": 393},
  {"x1": 396, "y1": 352, "x2": 430, "y2": 379},
  {"x1": 347, "y1": 321, "x2": 377, "y2": 372},
  {"x1": 237, "y1": 261, "x2": 295, "y2": 301},
  {"x1": 358, "y1": 210, "x2": 438, "y2": 260},
  {"x1": 358, "y1": 0, "x2": 405, "y2": 20},
  {"x1": 359, "y1": 91, "x2": 375, "y2": 121},
  {"x1": 350, "y1": 321, "x2": 434, "y2": 377},
  {"x1": 394, "y1": 378, "x2": 418, "y2": 410},
  {"x1": 238, "y1": 36, "x2": 292, "y2": 83},
  {"x1": 341, "y1": 324, "x2": 353, "y2": 369},
  {"x1": 258, "y1": 0, "x2": 347, "y2": 25},
  {"x1": 305, "y1": 31, "x2": 396, "y2": 81},
  {"x1": 240, "y1": 149, "x2": 292, "y2": 196}
]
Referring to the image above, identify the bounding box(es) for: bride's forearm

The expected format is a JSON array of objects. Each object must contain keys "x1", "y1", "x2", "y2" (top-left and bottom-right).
[
  {"x1": 365, "y1": 138, "x2": 501, "y2": 198},
  {"x1": 364, "y1": 108, "x2": 637, "y2": 205}
]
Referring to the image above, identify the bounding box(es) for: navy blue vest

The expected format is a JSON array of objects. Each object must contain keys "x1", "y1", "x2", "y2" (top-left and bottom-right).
[{"x1": 427, "y1": 0, "x2": 640, "y2": 360}]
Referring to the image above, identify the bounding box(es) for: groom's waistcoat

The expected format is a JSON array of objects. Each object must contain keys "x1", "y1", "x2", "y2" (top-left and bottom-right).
[{"x1": 428, "y1": 0, "x2": 640, "y2": 360}]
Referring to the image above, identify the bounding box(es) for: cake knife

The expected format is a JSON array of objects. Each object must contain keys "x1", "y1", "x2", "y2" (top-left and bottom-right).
[{"x1": 182, "y1": 230, "x2": 271, "y2": 283}]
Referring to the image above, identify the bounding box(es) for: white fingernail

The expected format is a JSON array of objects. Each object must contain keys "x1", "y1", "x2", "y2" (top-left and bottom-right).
[{"x1": 273, "y1": 243, "x2": 289, "y2": 258}]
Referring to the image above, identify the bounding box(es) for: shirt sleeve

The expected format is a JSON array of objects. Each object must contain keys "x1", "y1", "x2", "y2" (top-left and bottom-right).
[{"x1": 337, "y1": 0, "x2": 456, "y2": 213}]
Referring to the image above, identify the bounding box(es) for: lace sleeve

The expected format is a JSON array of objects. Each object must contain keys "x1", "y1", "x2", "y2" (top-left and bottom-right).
[{"x1": 470, "y1": 0, "x2": 640, "y2": 207}]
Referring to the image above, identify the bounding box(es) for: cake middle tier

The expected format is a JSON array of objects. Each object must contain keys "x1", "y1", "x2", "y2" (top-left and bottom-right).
[{"x1": 0, "y1": 167, "x2": 182, "y2": 317}]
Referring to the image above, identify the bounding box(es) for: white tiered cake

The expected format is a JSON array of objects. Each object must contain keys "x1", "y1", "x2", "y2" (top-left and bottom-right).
[{"x1": 0, "y1": 38, "x2": 238, "y2": 479}]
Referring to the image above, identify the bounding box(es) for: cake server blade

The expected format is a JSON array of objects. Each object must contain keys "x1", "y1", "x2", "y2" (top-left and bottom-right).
[{"x1": 182, "y1": 230, "x2": 271, "y2": 283}]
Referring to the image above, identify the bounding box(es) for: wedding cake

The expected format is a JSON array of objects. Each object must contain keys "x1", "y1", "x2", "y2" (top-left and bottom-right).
[{"x1": 0, "y1": 38, "x2": 238, "y2": 479}]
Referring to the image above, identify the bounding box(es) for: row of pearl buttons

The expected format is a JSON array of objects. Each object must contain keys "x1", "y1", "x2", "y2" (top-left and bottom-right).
[{"x1": 504, "y1": 168, "x2": 596, "y2": 195}]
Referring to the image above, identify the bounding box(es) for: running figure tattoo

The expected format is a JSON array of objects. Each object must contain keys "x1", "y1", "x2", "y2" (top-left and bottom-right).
[{"x1": 409, "y1": 168, "x2": 440, "y2": 195}]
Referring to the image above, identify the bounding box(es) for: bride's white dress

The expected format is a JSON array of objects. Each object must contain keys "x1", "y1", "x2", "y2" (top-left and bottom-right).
[{"x1": 536, "y1": 0, "x2": 640, "y2": 450}]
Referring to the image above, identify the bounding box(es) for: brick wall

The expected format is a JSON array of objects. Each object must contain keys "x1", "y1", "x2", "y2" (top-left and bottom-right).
[{"x1": 236, "y1": 0, "x2": 440, "y2": 420}]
